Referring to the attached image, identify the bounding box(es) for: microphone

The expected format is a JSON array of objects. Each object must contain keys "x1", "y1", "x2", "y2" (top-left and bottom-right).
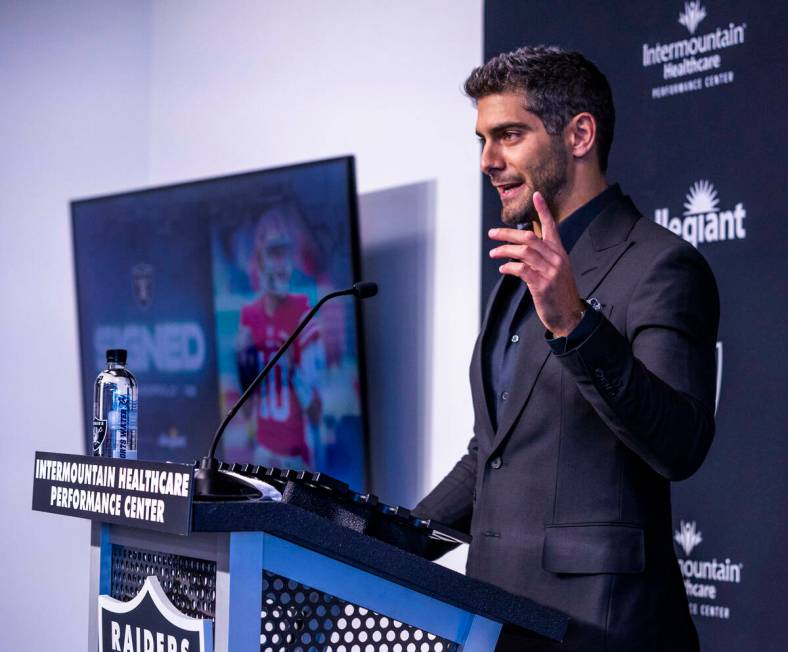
[
  {"x1": 194, "y1": 281, "x2": 378, "y2": 500},
  {"x1": 352, "y1": 281, "x2": 378, "y2": 299}
]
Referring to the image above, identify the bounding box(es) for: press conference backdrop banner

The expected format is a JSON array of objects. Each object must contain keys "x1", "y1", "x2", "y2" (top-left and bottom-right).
[{"x1": 481, "y1": 2, "x2": 787, "y2": 650}]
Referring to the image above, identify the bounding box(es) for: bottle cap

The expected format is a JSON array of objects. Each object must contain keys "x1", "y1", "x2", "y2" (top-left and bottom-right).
[{"x1": 106, "y1": 349, "x2": 127, "y2": 365}]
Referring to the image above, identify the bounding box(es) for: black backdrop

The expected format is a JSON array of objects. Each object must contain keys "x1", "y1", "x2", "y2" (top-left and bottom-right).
[{"x1": 480, "y1": 2, "x2": 787, "y2": 650}]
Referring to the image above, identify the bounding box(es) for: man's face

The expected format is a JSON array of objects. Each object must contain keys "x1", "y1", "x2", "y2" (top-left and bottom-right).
[
  {"x1": 254, "y1": 215, "x2": 294, "y2": 298},
  {"x1": 475, "y1": 92, "x2": 569, "y2": 226},
  {"x1": 258, "y1": 242, "x2": 293, "y2": 297}
]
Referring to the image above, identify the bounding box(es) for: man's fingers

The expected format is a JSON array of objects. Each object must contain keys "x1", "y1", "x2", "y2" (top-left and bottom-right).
[
  {"x1": 497, "y1": 261, "x2": 524, "y2": 275},
  {"x1": 498, "y1": 262, "x2": 544, "y2": 289},
  {"x1": 520, "y1": 246, "x2": 556, "y2": 273},
  {"x1": 534, "y1": 191, "x2": 560, "y2": 244},
  {"x1": 488, "y1": 227, "x2": 538, "y2": 244},
  {"x1": 489, "y1": 243, "x2": 526, "y2": 260},
  {"x1": 498, "y1": 255, "x2": 550, "y2": 280},
  {"x1": 498, "y1": 261, "x2": 533, "y2": 280},
  {"x1": 489, "y1": 241, "x2": 562, "y2": 268}
]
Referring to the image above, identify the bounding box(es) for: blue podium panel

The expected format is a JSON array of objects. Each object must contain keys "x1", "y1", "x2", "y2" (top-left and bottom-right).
[
  {"x1": 35, "y1": 453, "x2": 568, "y2": 651},
  {"x1": 89, "y1": 525, "x2": 228, "y2": 650},
  {"x1": 86, "y1": 500, "x2": 568, "y2": 651},
  {"x1": 257, "y1": 533, "x2": 500, "y2": 650},
  {"x1": 90, "y1": 525, "x2": 502, "y2": 651},
  {"x1": 225, "y1": 533, "x2": 263, "y2": 651}
]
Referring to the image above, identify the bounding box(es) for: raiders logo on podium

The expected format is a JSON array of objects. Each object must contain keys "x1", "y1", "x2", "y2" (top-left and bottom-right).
[{"x1": 98, "y1": 576, "x2": 212, "y2": 652}]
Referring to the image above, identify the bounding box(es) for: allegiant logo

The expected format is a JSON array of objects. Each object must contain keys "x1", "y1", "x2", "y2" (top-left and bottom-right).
[{"x1": 653, "y1": 180, "x2": 747, "y2": 248}]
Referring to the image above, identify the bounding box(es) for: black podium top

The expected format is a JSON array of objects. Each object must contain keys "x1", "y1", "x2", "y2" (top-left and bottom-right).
[
  {"x1": 192, "y1": 500, "x2": 568, "y2": 642},
  {"x1": 31, "y1": 452, "x2": 567, "y2": 641}
]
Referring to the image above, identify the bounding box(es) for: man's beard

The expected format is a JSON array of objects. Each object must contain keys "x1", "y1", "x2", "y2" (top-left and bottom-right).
[{"x1": 501, "y1": 139, "x2": 569, "y2": 226}]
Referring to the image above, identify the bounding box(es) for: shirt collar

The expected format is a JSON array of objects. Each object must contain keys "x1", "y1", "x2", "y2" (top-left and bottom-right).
[{"x1": 557, "y1": 183, "x2": 622, "y2": 253}]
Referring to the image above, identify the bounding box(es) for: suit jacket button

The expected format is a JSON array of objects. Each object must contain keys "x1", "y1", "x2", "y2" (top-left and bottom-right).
[{"x1": 489, "y1": 457, "x2": 502, "y2": 470}]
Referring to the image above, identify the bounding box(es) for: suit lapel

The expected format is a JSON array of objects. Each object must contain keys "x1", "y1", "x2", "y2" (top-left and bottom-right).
[
  {"x1": 470, "y1": 275, "x2": 509, "y2": 442},
  {"x1": 486, "y1": 196, "x2": 641, "y2": 457},
  {"x1": 572, "y1": 196, "x2": 640, "y2": 299}
]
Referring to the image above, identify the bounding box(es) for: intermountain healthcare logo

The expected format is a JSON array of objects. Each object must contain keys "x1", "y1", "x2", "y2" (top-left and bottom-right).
[
  {"x1": 641, "y1": 2, "x2": 747, "y2": 99},
  {"x1": 675, "y1": 520, "x2": 703, "y2": 556},
  {"x1": 674, "y1": 520, "x2": 744, "y2": 620},
  {"x1": 653, "y1": 180, "x2": 747, "y2": 248},
  {"x1": 678, "y1": 2, "x2": 706, "y2": 35}
]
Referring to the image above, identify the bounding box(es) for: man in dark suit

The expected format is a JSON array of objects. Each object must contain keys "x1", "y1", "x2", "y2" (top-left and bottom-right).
[{"x1": 415, "y1": 46, "x2": 719, "y2": 650}]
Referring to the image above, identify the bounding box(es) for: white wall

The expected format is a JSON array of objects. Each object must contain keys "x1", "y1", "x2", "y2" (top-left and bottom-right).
[
  {"x1": 360, "y1": 181, "x2": 437, "y2": 508},
  {"x1": 0, "y1": 1, "x2": 482, "y2": 648},
  {"x1": 145, "y1": 0, "x2": 484, "y2": 502},
  {"x1": 0, "y1": 2, "x2": 152, "y2": 649}
]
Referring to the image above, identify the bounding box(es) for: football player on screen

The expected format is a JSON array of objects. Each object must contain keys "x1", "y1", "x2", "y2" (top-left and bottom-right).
[{"x1": 236, "y1": 208, "x2": 326, "y2": 469}]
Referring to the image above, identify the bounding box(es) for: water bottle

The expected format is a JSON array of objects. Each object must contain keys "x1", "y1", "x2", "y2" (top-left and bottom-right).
[{"x1": 93, "y1": 349, "x2": 138, "y2": 459}]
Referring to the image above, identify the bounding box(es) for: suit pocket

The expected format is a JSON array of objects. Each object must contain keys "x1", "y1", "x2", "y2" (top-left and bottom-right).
[{"x1": 542, "y1": 523, "x2": 645, "y2": 574}]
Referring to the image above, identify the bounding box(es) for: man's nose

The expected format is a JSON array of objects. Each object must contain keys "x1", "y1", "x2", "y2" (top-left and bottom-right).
[{"x1": 480, "y1": 142, "x2": 504, "y2": 177}]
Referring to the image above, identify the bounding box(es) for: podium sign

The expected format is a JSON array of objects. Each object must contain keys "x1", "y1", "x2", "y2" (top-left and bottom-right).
[
  {"x1": 32, "y1": 452, "x2": 194, "y2": 535},
  {"x1": 98, "y1": 577, "x2": 212, "y2": 652}
]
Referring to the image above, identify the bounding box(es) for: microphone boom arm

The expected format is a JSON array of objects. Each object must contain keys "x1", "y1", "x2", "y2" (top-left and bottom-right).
[
  {"x1": 194, "y1": 281, "x2": 376, "y2": 501},
  {"x1": 207, "y1": 286, "x2": 352, "y2": 461}
]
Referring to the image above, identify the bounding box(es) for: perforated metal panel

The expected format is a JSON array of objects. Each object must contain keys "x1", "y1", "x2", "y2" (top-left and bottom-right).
[
  {"x1": 260, "y1": 571, "x2": 458, "y2": 652},
  {"x1": 110, "y1": 544, "x2": 216, "y2": 620}
]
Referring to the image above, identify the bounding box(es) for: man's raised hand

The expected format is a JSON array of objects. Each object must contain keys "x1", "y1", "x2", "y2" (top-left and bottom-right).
[{"x1": 488, "y1": 191, "x2": 586, "y2": 338}]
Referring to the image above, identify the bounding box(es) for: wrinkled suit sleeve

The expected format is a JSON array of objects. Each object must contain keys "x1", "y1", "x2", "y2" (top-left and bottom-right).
[{"x1": 555, "y1": 241, "x2": 720, "y2": 480}]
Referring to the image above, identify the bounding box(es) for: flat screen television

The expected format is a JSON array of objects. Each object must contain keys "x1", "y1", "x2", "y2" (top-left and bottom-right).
[{"x1": 72, "y1": 156, "x2": 368, "y2": 489}]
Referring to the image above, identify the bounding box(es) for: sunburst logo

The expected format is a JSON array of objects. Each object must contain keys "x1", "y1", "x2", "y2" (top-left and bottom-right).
[
  {"x1": 684, "y1": 179, "x2": 719, "y2": 215},
  {"x1": 678, "y1": 1, "x2": 707, "y2": 35},
  {"x1": 654, "y1": 180, "x2": 747, "y2": 246},
  {"x1": 675, "y1": 520, "x2": 703, "y2": 556}
]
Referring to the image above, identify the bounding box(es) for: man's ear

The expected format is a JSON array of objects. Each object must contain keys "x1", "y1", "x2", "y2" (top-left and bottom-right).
[{"x1": 566, "y1": 112, "x2": 597, "y2": 161}]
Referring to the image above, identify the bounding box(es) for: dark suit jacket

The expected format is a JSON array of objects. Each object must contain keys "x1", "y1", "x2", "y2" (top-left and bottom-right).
[{"x1": 415, "y1": 194, "x2": 719, "y2": 651}]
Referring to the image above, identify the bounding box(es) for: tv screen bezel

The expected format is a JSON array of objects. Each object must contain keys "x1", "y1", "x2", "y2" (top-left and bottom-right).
[{"x1": 70, "y1": 155, "x2": 371, "y2": 490}]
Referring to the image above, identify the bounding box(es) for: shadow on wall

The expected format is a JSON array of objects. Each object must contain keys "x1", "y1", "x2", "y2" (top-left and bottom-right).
[{"x1": 358, "y1": 181, "x2": 436, "y2": 509}]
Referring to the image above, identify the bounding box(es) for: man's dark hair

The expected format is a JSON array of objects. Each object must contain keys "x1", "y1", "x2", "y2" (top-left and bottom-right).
[{"x1": 464, "y1": 45, "x2": 615, "y2": 171}]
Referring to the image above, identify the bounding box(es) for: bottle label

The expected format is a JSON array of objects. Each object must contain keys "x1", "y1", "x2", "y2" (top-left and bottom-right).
[
  {"x1": 116, "y1": 394, "x2": 129, "y2": 458},
  {"x1": 92, "y1": 418, "x2": 107, "y2": 454}
]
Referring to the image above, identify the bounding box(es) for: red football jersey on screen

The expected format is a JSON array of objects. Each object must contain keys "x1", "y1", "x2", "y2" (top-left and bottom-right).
[{"x1": 239, "y1": 295, "x2": 318, "y2": 461}]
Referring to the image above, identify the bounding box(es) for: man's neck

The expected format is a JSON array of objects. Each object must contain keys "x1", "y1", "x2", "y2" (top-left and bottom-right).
[
  {"x1": 263, "y1": 293, "x2": 284, "y2": 315},
  {"x1": 533, "y1": 173, "x2": 608, "y2": 237}
]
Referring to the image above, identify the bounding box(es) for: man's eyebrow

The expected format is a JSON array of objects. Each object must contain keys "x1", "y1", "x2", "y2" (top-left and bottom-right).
[{"x1": 475, "y1": 122, "x2": 531, "y2": 138}]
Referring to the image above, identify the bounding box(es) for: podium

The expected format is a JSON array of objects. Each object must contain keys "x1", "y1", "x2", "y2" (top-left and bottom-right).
[{"x1": 34, "y1": 454, "x2": 568, "y2": 651}]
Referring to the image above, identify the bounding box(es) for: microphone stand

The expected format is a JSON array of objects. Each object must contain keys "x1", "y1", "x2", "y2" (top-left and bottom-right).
[{"x1": 194, "y1": 282, "x2": 377, "y2": 501}]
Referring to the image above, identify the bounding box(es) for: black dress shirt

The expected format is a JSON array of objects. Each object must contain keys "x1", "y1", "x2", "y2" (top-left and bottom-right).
[{"x1": 483, "y1": 184, "x2": 622, "y2": 431}]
